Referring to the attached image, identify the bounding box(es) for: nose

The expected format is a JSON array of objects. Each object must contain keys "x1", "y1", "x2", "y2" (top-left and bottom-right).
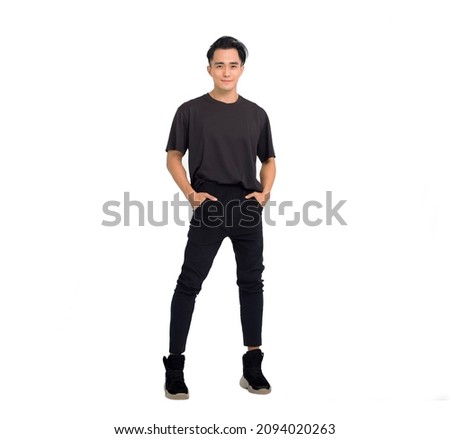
[{"x1": 223, "y1": 66, "x2": 231, "y2": 77}]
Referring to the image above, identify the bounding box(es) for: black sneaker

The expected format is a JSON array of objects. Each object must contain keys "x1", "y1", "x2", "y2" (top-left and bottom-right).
[
  {"x1": 163, "y1": 354, "x2": 189, "y2": 400},
  {"x1": 239, "y1": 349, "x2": 271, "y2": 394}
]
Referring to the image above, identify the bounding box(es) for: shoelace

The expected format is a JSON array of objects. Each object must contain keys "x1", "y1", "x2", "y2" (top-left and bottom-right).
[
  {"x1": 246, "y1": 366, "x2": 268, "y2": 384},
  {"x1": 168, "y1": 370, "x2": 186, "y2": 386}
]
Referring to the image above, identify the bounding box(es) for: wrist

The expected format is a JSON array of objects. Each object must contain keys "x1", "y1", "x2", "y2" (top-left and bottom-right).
[{"x1": 182, "y1": 186, "x2": 194, "y2": 199}]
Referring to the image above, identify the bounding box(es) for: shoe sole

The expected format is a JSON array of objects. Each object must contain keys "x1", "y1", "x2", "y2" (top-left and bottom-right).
[
  {"x1": 164, "y1": 385, "x2": 189, "y2": 400},
  {"x1": 240, "y1": 376, "x2": 271, "y2": 395}
]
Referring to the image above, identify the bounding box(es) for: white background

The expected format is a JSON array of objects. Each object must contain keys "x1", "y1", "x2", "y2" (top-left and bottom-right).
[{"x1": 1, "y1": 1, "x2": 449, "y2": 438}]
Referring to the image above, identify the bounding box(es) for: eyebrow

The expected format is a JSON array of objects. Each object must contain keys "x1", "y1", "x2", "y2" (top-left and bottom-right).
[{"x1": 213, "y1": 61, "x2": 241, "y2": 65}]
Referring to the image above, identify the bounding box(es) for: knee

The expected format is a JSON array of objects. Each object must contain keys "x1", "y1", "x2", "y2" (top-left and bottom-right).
[
  {"x1": 174, "y1": 280, "x2": 201, "y2": 297},
  {"x1": 237, "y1": 278, "x2": 264, "y2": 295}
]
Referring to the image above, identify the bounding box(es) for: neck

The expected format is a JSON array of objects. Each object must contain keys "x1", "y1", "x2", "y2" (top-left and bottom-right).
[{"x1": 209, "y1": 89, "x2": 239, "y2": 104}]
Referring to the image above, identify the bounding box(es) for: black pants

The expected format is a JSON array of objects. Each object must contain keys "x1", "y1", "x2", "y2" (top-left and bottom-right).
[{"x1": 169, "y1": 180, "x2": 265, "y2": 354}]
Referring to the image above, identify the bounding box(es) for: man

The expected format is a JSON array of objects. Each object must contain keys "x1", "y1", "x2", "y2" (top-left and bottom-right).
[{"x1": 163, "y1": 36, "x2": 276, "y2": 399}]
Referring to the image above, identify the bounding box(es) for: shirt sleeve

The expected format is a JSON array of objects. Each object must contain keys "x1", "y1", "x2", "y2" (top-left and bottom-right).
[
  {"x1": 257, "y1": 115, "x2": 276, "y2": 163},
  {"x1": 165, "y1": 106, "x2": 189, "y2": 155}
]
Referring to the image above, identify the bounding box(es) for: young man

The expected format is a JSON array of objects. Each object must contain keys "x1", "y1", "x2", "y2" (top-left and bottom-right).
[{"x1": 163, "y1": 36, "x2": 276, "y2": 399}]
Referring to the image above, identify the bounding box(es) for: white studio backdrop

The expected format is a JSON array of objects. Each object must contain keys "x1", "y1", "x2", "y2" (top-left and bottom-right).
[{"x1": 1, "y1": 1, "x2": 449, "y2": 438}]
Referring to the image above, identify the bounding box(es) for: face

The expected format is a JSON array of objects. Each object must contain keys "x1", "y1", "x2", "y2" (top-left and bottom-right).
[{"x1": 207, "y1": 48, "x2": 244, "y2": 93}]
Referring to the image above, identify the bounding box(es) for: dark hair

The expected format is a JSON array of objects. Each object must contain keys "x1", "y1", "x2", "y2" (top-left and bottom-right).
[{"x1": 206, "y1": 36, "x2": 248, "y2": 65}]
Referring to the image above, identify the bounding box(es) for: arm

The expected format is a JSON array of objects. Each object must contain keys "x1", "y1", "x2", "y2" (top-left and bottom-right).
[
  {"x1": 166, "y1": 150, "x2": 217, "y2": 206},
  {"x1": 166, "y1": 150, "x2": 193, "y2": 198},
  {"x1": 260, "y1": 156, "x2": 276, "y2": 197},
  {"x1": 245, "y1": 157, "x2": 276, "y2": 206}
]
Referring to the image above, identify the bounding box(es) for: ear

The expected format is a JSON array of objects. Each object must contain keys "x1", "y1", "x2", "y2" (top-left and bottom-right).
[{"x1": 207, "y1": 65, "x2": 212, "y2": 76}]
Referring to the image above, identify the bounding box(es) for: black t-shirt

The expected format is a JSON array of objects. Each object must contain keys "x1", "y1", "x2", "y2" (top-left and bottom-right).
[{"x1": 166, "y1": 93, "x2": 275, "y2": 192}]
